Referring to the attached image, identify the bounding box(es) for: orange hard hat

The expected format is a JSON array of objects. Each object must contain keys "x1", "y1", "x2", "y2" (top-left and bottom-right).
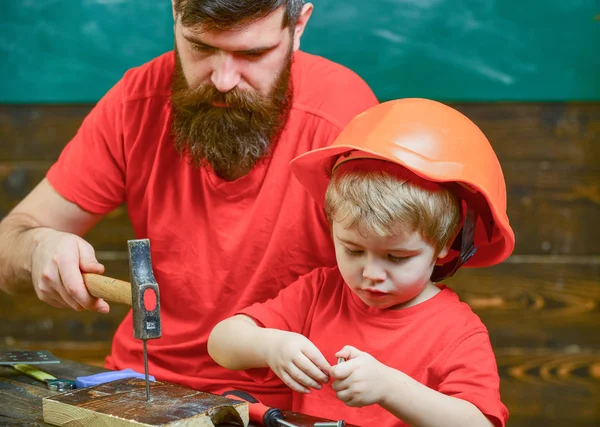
[{"x1": 290, "y1": 98, "x2": 515, "y2": 279}]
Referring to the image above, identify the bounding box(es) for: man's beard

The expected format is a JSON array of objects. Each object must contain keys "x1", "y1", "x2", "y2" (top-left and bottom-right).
[{"x1": 170, "y1": 48, "x2": 293, "y2": 180}]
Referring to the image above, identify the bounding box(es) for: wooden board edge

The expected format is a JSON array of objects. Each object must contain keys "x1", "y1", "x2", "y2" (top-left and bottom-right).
[
  {"x1": 43, "y1": 397, "x2": 146, "y2": 426},
  {"x1": 43, "y1": 394, "x2": 249, "y2": 427}
]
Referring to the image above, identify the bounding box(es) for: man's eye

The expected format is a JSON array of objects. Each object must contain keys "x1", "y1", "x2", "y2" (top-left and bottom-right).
[
  {"x1": 242, "y1": 51, "x2": 266, "y2": 59},
  {"x1": 344, "y1": 247, "x2": 363, "y2": 257},
  {"x1": 192, "y1": 44, "x2": 213, "y2": 52}
]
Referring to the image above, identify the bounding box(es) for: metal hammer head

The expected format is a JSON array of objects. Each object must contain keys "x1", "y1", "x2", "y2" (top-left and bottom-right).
[{"x1": 128, "y1": 239, "x2": 162, "y2": 341}]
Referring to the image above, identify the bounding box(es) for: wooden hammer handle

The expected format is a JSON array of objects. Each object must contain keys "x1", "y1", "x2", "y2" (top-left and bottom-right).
[{"x1": 82, "y1": 273, "x2": 132, "y2": 306}]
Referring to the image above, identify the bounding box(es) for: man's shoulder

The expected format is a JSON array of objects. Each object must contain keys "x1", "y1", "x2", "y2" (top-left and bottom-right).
[
  {"x1": 118, "y1": 51, "x2": 174, "y2": 102},
  {"x1": 291, "y1": 51, "x2": 378, "y2": 130}
]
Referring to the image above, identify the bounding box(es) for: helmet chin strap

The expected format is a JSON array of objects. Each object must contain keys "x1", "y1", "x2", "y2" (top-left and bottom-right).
[{"x1": 431, "y1": 207, "x2": 478, "y2": 282}]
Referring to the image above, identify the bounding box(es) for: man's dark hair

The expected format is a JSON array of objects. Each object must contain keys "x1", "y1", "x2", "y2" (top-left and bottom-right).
[{"x1": 173, "y1": 0, "x2": 306, "y2": 31}]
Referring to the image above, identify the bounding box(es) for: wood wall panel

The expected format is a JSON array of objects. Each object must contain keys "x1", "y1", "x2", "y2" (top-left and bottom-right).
[
  {"x1": 2, "y1": 103, "x2": 599, "y2": 164},
  {"x1": 2, "y1": 103, "x2": 598, "y2": 255},
  {"x1": 497, "y1": 349, "x2": 600, "y2": 426},
  {"x1": 1, "y1": 162, "x2": 598, "y2": 254},
  {"x1": 1, "y1": 102, "x2": 599, "y2": 426},
  {"x1": 1, "y1": 260, "x2": 598, "y2": 349},
  {"x1": 1, "y1": 105, "x2": 87, "y2": 162},
  {"x1": 448, "y1": 261, "x2": 600, "y2": 348}
]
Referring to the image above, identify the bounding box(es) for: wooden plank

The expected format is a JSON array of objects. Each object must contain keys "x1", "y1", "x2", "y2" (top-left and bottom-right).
[
  {"x1": 1, "y1": 159, "x2": 598, "y2": 255},
  {"x1": 497, "y1": 349, "x2": 600, "y2": 427},
  {"x1": 2, "y1": 259, "x2": 599, "y2": 349},
  {"x1": 0, "y1": 163, "x2": 136, "y2": 251},
  {"x1": 1, "y1": 102, "x2": 598, "y2": 254},
  {"x1": 505, "y1": 161, "x2": 598, "y2": 255},
  {"x1": 448, "y1": 259, "x2": 600, "y2": 349},
  {"x1": 0, "y1": 286, "x2": 130, "y2": 343},
  {"x1": 453, "y1": 103, "x2": 599, "y2": 165},
  {"x1": 42, "y1": 378, "x2": 248, "y2": 427},
  {"x1": 0, "y1": 350, "x2": 102, "y2": 426},
  {"x1": 1, "y1": 340, "x2": 113, "y2": 368},
  {"x1": 0, "y1": 415, "x2": 48, "y2": 426},
  {"x1": 2, "y1": 103, "x2": 599, "y2": 163},
  {"x1": 0, "y1": 105, "x2": 92, "y2": 162}
]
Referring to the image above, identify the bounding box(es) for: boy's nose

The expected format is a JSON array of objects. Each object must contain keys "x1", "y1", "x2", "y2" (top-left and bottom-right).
[{"x1": 362, "y1": 261, "x2": 386, "y2": 282}]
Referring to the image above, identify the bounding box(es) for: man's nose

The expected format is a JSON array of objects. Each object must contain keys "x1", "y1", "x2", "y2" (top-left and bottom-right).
[
  {"x1": 210, "y1": 52, "x2": 241, "y2": 93},
  {"x1": 362, "y1": 258, "x2": 387, "y2": 282}
]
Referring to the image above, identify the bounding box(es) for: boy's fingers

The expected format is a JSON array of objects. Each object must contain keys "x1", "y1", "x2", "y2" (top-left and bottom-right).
[
  {"x1": 288, "y1": 363, "x2": 323, "y2": 390},
  {"x1": 295, "y1": 355, "x2": 329, "y2": 384},
  {"x1": 280, "y1": 370, "x2": 310, "y2": 394},
  {"x1": 330, "y1": 358, "x2": 354, "y2": 380},
  {"x1": 331, "y1": 379, "x2": 349, "y2": 392},
  {"x1": 302, "y1": 348, "x2": 331, "y2": 381},
  {"x1": 335, "y1": 388, "x2": 351, "y2": 402},
  {"x1": 335, "y1": 345, "x2": 362, "y2": 360}
]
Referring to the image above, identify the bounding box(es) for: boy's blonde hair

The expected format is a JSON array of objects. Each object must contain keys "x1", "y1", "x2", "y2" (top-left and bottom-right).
[{"x1": 324, "y1": 160, "x2": 462, "y2": 256}]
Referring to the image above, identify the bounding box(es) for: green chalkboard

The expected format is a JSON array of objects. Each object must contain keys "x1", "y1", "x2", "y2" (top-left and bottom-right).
[{"x1": 1, "y1": 0, "x2": 598, "y2": 103}]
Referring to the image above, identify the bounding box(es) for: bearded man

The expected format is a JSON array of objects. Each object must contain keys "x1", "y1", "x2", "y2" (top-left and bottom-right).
[{"x1": 0, "y1": 0, "x2": 377, "y2": 408}]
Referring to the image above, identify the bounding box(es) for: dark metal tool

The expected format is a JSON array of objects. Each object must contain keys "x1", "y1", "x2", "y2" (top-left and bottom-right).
[
  {"x1": 82, "y1": 238, "x2": 162, "y2": 402},
  {"x1": 0, "y1": 350, "x2": 60, "y2": 365},
  {"x1": 128, "y1": 238, "x2": 162, "y2": 402},
  {"x1": 12, "y1": 364, "x2": 76, "y2": 391},
  {"x1": 223, "y1": 390, "x2": 300, "y2": 427}
]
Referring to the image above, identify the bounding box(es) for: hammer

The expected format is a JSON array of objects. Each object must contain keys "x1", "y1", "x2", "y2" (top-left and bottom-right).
[{"x1": 82, "y1": 238, "x2": 161, "y2": 401}]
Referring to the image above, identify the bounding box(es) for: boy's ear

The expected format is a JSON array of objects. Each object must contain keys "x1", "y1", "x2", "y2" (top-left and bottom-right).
[{"x1": 437, "y1": 245, "x2": 450, "y2": 260}]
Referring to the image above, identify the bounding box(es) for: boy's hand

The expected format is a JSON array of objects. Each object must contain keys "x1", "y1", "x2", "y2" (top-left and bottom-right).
[
  {"x1": 330, "y1": 345, "x2": 392, "y2": 407},
  {"x1": 265, "y1": 330, "x2": 331, "y2": 394}
]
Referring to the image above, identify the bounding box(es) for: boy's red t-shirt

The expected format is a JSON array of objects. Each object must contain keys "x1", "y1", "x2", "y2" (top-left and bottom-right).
[
  {"x1": 46, "y1": 51, "x2": 378, "y2": 408},
  {"x1": 240, "y1": 267, "x2": 509, "y2": 427}
]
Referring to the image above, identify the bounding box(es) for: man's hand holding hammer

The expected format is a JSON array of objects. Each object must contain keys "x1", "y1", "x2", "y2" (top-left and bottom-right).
[
  {"x1": 0, "y1": 179, "x2": 109, "y2": 313},
  {"x1": 30, "y1": 229, "x2": 109, "y2": 313}
]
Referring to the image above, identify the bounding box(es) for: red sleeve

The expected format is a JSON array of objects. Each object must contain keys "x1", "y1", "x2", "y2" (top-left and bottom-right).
[
  {"x1": 46, "y1": 80, "x2": 126, "y2": 214},
  {"x1": 238, "y1": 268, "x2": 325, "y2": 334},
  {"x1": 437, "y1": 332, "x2": 508, "y2": 427},
  {"x1": 237, "y1": 268, "x2": 326, "y2": 334},
  {"x1": 236, "y1": 268, "x2": 325, "y2": 383}
]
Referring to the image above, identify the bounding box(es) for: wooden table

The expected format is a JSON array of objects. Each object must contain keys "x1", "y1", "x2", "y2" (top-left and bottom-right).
[
  {"x1": 0, "y1": 345, "x2": 352, "y2": 427},
  {"x1": 0, "y1": 348, "x2": 105, "y2": 426}
]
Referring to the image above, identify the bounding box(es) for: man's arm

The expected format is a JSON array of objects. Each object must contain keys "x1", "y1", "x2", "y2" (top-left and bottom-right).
[{"x1": 0, "y1": 178, "x2": 109, "y2": 312}]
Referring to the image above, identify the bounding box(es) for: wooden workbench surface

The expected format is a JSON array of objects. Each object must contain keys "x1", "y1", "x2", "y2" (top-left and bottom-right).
[
  {"x1": 0, "y1": 346, "x2": 104, "y2": 426},
  {"x1": 0, "y1": 345, "x2": 353, "y2": 427}
]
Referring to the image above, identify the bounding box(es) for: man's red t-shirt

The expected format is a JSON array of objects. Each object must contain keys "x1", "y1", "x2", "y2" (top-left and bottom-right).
[
  {"x1": 46, "y1": 51, "x2": 378, "y2": 408},
  {"x1": 240, "y1": 267, "x2": 509, "y2": 427}
]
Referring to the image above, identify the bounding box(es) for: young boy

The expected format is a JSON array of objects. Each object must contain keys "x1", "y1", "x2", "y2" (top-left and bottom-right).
[{"x1": 208, "y1": 98, "x2": 515, "y2": 427}]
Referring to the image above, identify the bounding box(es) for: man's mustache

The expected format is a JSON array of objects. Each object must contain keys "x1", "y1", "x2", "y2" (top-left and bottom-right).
[{"x1": 174, "y1": 84, "x2": 265, "y2": 111}]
